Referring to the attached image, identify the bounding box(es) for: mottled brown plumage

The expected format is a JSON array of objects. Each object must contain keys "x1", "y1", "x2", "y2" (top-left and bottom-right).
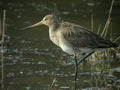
[{"x1": 59, "y1": 22, "x2": 117, "y2": 48}]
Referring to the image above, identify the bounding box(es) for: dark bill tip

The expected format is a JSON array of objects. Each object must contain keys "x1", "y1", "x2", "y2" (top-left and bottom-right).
[
  {"x1": 20, "y1": 26, "x2": 32, "y2": 31},
  {"x1": 20, "y1": 21, "x2": 42, "y2": 31}
]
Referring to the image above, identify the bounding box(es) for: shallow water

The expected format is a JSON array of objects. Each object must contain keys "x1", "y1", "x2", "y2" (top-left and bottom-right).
[{"x1": 0, "y1": 0, "x2": 120, "y2": 90}]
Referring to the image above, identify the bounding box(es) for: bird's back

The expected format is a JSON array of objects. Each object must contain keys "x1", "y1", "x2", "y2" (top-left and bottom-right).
[{"x1": 58, "y1": 22, "x2": 118, "y2": 50}]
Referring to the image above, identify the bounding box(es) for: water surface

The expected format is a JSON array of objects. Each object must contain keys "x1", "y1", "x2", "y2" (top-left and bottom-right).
[{"x1": 0, "y1": 0, "x2": 120, "y2": 90}]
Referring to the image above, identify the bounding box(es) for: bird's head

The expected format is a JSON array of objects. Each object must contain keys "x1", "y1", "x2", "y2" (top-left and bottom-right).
[
  {"x1": 21, "y1": 14, "x2": 58, "y2": 30},
  {"x1": 42, "y1": 14, "x2": 58, "y2": 26}
]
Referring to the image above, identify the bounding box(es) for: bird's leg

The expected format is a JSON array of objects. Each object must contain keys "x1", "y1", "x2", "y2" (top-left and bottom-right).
[
  {"x1": 74, "y1": 53, "x2": 78, "y2": 89},
  {"x1": 78, "y1": 51, "x2": 94, "y2": 65}
]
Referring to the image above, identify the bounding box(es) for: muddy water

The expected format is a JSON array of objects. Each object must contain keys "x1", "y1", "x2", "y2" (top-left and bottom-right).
[{"x1": 0, "y1": 0, "x2": 120, "y2": 90}]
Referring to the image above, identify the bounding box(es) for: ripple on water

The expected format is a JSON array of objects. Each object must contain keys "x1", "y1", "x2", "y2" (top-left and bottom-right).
[
  {"x1": 6, "y1": 72, "x2": 15, "y2": 78},
  {"x1": 60, "y1": 86, "x2": 70, "y2": 90},
  {"x1": 25, "y1": 86, "x2": 31, "y2": 90}
]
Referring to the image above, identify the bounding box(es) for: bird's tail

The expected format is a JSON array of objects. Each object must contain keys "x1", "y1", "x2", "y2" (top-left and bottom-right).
[{"x1": 111, "y1": 43, "x2": 119, "y2": 47}]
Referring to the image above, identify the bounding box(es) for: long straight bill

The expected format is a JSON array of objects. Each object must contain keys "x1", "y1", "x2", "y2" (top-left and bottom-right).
[{"x1": 21, "y1": 21, "x2": 42, "y2": 30}]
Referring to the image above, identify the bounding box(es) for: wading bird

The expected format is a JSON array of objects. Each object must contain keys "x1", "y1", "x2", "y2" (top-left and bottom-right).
[{"x1": 22, "y1": 14, "x2": 118, "y2": 88}]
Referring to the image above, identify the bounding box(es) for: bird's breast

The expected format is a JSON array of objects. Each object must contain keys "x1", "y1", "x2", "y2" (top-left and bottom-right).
[
  {"x1": 50, "y1": 35, "x2": 60, "y2": 46},
  {"x1": 59, "y1": 43, "x2": 75, "y2": 54},
  {"x1": 49, "y1": 29, "x2": 60, "y2": 47}
]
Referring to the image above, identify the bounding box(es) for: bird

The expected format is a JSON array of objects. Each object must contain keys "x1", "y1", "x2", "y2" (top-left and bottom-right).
[{"x1": 22, "y1": 14, "x2": 118, "y2": 88}]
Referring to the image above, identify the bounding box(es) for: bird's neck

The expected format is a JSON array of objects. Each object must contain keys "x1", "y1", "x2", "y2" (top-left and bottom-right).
[{"x1": 49, "y1": 22, "x2": 59, "y2": 31}]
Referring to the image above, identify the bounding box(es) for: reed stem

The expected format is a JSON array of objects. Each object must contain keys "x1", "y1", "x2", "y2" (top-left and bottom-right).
[
  {"x1": 101, "y1": 0, "x2": 115, "y2": 38},
  {"x1": 97, "y1": 24, "x2": 101, "y2": 34},
  {"x1": 91, "y1": 14, "x2": 94, "y2": 32},
  {"x1": 0, "y1": 19, "x2": 1, "y2": 35},
  {"x1": 49, "y1": 78, "x2": 56, "y2": 90},
  {"x1": 1, "y1": 10, "x2": 6, "y2": 89}
]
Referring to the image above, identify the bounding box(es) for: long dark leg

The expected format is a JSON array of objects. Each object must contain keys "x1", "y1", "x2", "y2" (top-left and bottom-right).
[
  {"x1": 74, "y1": 53, "x2": 78, "y2": 89},
  {"x1": 78, "y1": 52, "x2": 94, "y2": 65}
]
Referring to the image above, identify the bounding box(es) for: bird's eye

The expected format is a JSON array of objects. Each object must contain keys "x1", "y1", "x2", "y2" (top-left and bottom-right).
[{"x1": 44, "y1": 18, "x2": 48, "y2": 21}]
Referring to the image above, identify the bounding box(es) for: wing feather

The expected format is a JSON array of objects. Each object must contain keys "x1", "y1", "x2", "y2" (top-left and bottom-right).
[{"x1": 59, "y1": 22, "x2": 116, "y2": 49}]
